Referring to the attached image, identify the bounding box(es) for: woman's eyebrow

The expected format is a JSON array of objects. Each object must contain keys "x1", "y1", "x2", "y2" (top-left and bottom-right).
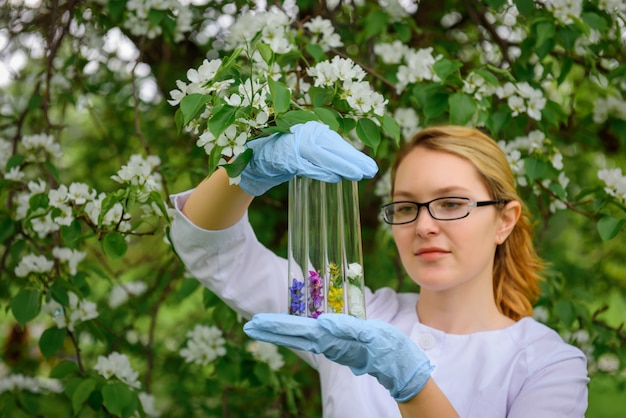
[{"x1": 393, "y1": 185, "x2": 472, "y2": 198}]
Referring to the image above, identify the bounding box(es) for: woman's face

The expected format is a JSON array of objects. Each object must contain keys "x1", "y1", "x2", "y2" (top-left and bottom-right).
[{"x1": 391, "y1": 146, "x2": 508, "y2": 294}]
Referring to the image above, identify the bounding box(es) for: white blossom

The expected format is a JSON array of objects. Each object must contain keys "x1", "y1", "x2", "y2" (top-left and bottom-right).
[
  {"x1": 0, "y1": 374, "x2": 63, "y2": 395},
  {"x1": 598, "y1": 168, "x2": 626, "y2": 202},
  {"x1": 94, "y1": 351, "x2": 141, "y2": 389},
  {"x1": 179, "y1": 325, "x2": 227, "y2": 366},
  {"x1": 138, "y1": 392, "x2": 161, "y2": 417},
  {"x1": 532, "y1": 306, "x2": 549, "y2": 322},
  {"x1": 4, "y1": 166, "x2": 25, "y2": 181},
  {"x1": 246, "y1": 341, "x2": 285, "y2": 371},
  {"x1": 52, "y1": 247, "x2": 87, "y2": 275},
  {"x1": 597, "y1": 353, "x2": 620, "y2": 373},
  {"x1": 109, "y1": 281, "x2": 148, "y2": 309},
  {"x1": 15, "y1": 253, "x2": 54, "y2": 277}
]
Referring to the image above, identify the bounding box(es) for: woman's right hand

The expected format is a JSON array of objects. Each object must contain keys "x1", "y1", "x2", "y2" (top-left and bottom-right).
[{"x1": 239, "y1": 121, "x2": 378, "y2": 196}]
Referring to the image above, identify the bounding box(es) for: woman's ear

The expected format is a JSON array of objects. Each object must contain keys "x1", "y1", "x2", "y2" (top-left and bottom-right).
[{"x1": 496, "y1": 201, "x2": 521, "y2": 244}]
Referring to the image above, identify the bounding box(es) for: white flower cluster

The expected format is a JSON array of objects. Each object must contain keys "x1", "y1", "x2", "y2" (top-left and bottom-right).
[
  {"x1": 246, "y1": 341, "x2": 285, "y2": 371},
  {"x1": 109, "y1": 281, "x2": 148, "y2": 309},
  {"x1": 393, "y1": 107, "x2": 421, "y2": 141},
  {"x1": 496, "y1": 82, "x2": 546, "y2": 121},
  {"x1": 111, "y1": 154, "x2": 163, "y2": 203},
  {"x1": 43, "y1": 292, "x2": 99, "y2": 332},
  {"x1": 598, "y1": 168, "x2": 626, "y2": 203},
  {"x1": 593, "y1": 95, "x2": 626, "y2": 124},
  {"x1": 3, "y1": 134, "x2": 63, "y2": 181},
  {"x1": 598, "y1": 0, "x2": 626, "y2": 14},
  {"x1": 123, "y1": 0, "x2": 193, "y2": 41},
  {"x1": 224, "y1": 8, "x2": 295, "y2": 53},
  {"x1": 462, "y1": 72, "x2": 498, "y2": 102},
  {"x1": 138, "y1": 391, "x2": 161, "y2": 417},
  {"x1": 307, "y1": 56, "x2": 387, "y2": 116},
  {"x1": 179, "y1": 324, "x2": 227, "y2": 366},
  {"x1": 0, "y1": 374, "x2": 63, "y2": 394},
  {"x1": 542, "y1": 0, "x2": 583, "y2": 25},
  {"x1": 373, "y1": 43, "x2": 440, "y2": 93},
  {"x1": 303, "y1": 16, "x2": 344, "y2": 52},
  {"x1": 14, "y1": 253, "x2": 54, "y2": 278},
  {"x1": 14, "y1": 247, "x2": 86, "y2": 278},
  {"x1": 498, "y1": 130, "x2": 564, "y2": 177},
  {"x1": 169, "y1": 11, "x2": 387, "y2": 173},
  {"x1": 94, "y1": 351, "x2": 141, "y2": 389}
]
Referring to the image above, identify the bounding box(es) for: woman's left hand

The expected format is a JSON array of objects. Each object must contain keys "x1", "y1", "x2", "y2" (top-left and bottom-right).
[{"x1": 243, "y1": 313, "x2": 434, "y2": 402}]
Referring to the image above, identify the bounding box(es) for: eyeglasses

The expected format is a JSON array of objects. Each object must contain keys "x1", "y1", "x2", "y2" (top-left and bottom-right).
[{"x1": 380, "y1": 197, "x2": 507, "y2": 225}]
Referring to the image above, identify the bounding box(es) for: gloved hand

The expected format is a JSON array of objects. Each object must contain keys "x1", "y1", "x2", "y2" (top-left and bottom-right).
[
  {"x1": 238, "y1": 121, "x2": 378, "y2": 196},
  {"x1": 243, "y1": 313, "x2": 434, "y2": 402}
]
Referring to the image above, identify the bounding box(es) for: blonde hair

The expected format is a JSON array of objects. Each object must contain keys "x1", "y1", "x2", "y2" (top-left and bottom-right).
[{"x1": 391, "y1": 126, "x2": 542, "y2": 321}]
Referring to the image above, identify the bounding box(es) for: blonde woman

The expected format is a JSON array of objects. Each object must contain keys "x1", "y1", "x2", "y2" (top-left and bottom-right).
[{"x1": 171, "y1": 122, "x2": 588, "y2": 417}]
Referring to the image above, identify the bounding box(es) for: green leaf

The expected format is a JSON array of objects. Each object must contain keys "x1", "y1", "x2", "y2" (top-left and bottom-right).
[
  {"x1": 308, "y1": 87, "x2": 334, "y2": 107},
  {"x1": 50, "y1": 360, "x2": 79, "y2": 379},
  {"x1": 274, "y1": 111, "x2": 318, "y2": 130},
  {"x1": 513, "y1": 0, "x2": 535, "y2": 15},
  {"x1": 50, "y1": 282, "x2": 70, "y2": 306},
  {"x1": 582, "y1": 12, "x2": 609, "y2": 31},
  {"x1": 39, "y1": 327, "x2": 67, "y2": 359},
  {"x1": 363, "y1": 9, "x2": 388, "y2": 39},
  {"x1": 474, "y1": 68, "x2": 500, "y2": 86},
  {"x1": 256, "y1": 42, "x2": 274, "y2": 64},
  {"x1": 412, "y1": 84, "x2": 449, "y2": 121},
  {"x1": 147, "y1": 8, "x2": 166, "y2": 25},
  {"x1": 61, "y1": 220, "x2": 82, "y2": 248},
  {"x1": 486, "y1": 65, "x2": 516, "y2": 83},
  {"x1": 597, "y1": 216, "x2": 625, "y2": 241},
  {"x1": 553, "y1": 299, "x2": 575, "y2": 326},
  {"x1": 534, "y1": 20, "x2": 556, "y2": 51},
  {"x1": 313, "y1": 107, "x2": 341, "y2": 131},
  {"x1": 557, "y1": 26, "x2": 581, "y2": 51},
  {"x1": 72, "y1": 378, "x2": 97, "y2": 415},
  {"x1": 6, "y1": 154, "x2": 24, "y2": 171},
  {"x1": 556, "y1": 57, "x2": 574, "y2": 85},
  {"x1": 448, "y1": 93, "x2": 477, "y2": 126},
  {"x1": 175, "y1": 278, "x2": 201, "y2": 301},
  {"x1": 102, "y1": 232, "x2": 128, "y2": 259},
  {"x1": 208, "y1": 104, "x2": 237, "y2": 138},
  {"x1": 29, "y1": 193, "x2": 49, "y2": 211},
  {"x1": 222, "y1": 148, "x2": 253, "y2": 178},
  {"x1": 102, "y1": 383, "x2": 133, "y2": 417},
  {"x1": 304, "y1": 43, "x2": 326, "y2": 63},
  {"x1": 523, "y1": 157, "x2": 549, "y2": 183},
  {"x1": 484, "y1": 0, "x2": 506, "y2": 9},
  {"x1": 44, "y1": 161, "x2": 60, "y2": 183},
  {"x1": 381, "y1": 114, "x2": 401, "y2": 146},
  {"x1": 11, "y1": 288, "x2": 41, "y2": 327},
  {"x1": 0, "y1": 216, "x2": 16, "y2": 244},
  {"x1": 268, "y1": 78, "x2": 291, "y2": 114},
  {"x1": 548, "y1": 182, "x2": 566, "y2": 200},
  {"x1": 208, "y1": 144, "x2": 225, "y2": 176},
  {"x1": 174, "y1": 108, "x2": 185, "y2": 134},
  {"x1": 433, "y1": 59, "x2": 463, "y2": 83},
  {"x1": 356, "y1": 118, "x2": 381, "y2": 152},
  {"x1": 108, "y1": 0, "x2": 126, "y2": 22},
  {"x1": 180, "y1": 93, "x2": 211, "y2": 125}
]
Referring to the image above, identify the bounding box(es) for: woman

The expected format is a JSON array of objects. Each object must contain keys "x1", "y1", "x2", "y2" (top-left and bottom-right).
[{"x1": 170, "y1": 122, "x2": 589, "y2": 417}]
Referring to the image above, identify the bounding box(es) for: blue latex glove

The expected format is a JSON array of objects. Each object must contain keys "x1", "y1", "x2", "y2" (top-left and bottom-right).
[
  {"x1": 238, "y1": 121, "x2": 378, "y2": 196},
  {"x1": 243, "y1": 313, "x2": 434, "y2": 402}
]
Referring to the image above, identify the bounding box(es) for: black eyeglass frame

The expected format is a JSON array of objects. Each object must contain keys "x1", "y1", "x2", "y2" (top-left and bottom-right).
[{"x1": 380, "y1": 197, "x2": 508, "y2": 225}]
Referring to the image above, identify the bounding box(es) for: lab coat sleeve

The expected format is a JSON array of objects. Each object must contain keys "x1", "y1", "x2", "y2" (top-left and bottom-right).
[{"x1": 507, "y1": 336, "x2": 589, "y2": 418}]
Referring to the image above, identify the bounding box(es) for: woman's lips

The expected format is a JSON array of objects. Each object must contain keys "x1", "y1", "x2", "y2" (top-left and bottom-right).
[{"x1": 415, "y1": 247, "x2": 449, "y2": 260}]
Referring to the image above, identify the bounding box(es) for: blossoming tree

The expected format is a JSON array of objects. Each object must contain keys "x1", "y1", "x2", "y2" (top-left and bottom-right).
[{"x1": 1, "y1": 0, "x2": 625, "y2": 416}]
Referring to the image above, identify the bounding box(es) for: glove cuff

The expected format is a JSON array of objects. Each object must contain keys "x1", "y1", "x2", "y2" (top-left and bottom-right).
[{"x1": 392, "y1": 364, "x2": 435, "y2": 403}]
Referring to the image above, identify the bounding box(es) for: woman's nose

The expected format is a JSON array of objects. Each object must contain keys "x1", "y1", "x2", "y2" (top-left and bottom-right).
[{"x1": 414, "y1": 206, "x2": 439, "y2": 236}]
